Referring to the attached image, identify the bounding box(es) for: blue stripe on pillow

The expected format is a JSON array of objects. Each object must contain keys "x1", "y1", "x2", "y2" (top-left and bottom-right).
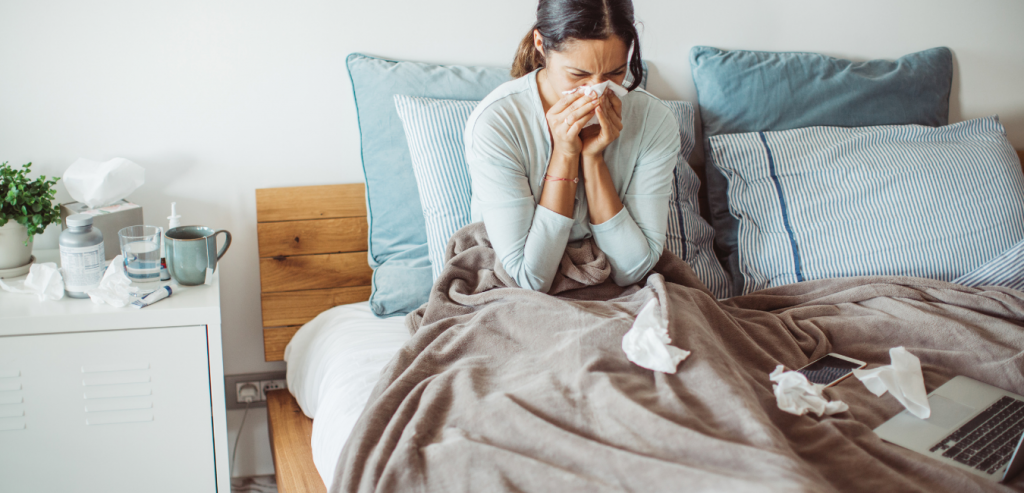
[{"x1": 711, "y1": 116, "x2": 1024, "y2": 294}]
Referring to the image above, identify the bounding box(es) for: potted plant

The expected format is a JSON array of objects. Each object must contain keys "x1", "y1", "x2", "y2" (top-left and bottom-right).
[{"x1": 0, "y1": 162, "x2": 60, "y2": 270}]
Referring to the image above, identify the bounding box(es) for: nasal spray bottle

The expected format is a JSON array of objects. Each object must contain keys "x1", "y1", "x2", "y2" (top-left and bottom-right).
[{"x1": 159, "y1": 203, "x2": 181, "y2": 281}]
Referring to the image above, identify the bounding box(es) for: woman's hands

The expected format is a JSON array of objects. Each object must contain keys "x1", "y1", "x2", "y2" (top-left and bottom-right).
[
  {"x1": 540, "y1": 86, "x2": 624, "y2": 224},
  {"x1": 545, "y1": 89, "x2": 601, "y2": 159},
  {"x1": 544, "y1": 88, "x2": 623, "y2": 161},
  {"x1": 580, "y1": 90, "x2": 622, "y2": 160}
]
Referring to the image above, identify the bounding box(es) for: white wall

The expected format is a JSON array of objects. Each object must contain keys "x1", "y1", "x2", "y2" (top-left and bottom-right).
[{"x1": 2, "y1": 0, "x2": 1022, "y2": 377}]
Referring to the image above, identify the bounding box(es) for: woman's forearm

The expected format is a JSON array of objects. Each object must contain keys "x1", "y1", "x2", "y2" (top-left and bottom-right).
[
  {"x1": 538, "y1": 152, "x2": 580, "y2": 218},
  {"x1": 581, "y1": 154, "x2": 624, "y2": 224}
]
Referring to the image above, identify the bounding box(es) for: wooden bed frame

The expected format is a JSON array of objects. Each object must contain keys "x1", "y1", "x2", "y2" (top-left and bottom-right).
[
  {"x1": 257, "y1": 184, "x2": 371, "y2": 493},
  {"x1": 257, "y1": 149, "x2": 1024, "y2": 492}
]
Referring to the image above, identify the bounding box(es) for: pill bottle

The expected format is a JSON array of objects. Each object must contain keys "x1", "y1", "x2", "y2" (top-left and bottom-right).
[{"x1": 60, "y1": 214, "x2": 105, "y2": 298}]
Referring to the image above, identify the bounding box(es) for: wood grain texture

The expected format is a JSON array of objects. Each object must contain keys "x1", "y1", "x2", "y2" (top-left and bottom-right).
[
  {"x1": 259, "y1": 252, "x2": 372, "y2": 293},
  {"x1": 257, "y1": 217, "x2": 368, "y2": 258},
  {"x1": 264, "y1": 326, "x2": 301, "y2": 362},
  {"x1": 262, "y1": 286, "x2": 373, "y2": 328},
  {"x1": 256, "y1": 184, "x2": 366, "y2": 223},
  {"x1": 267, "y1": 389, "x2": 326, "y2": 493}
]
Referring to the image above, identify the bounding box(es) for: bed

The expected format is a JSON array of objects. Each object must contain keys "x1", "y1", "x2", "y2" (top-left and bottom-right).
[
  {"x1": 259, "y1": 151, "x2": 1024, "y2": 493},
  {"x1": 259, "y1": 48, "x2": 1024, "y2": 493}
]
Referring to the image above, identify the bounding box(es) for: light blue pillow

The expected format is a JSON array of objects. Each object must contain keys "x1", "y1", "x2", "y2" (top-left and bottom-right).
[
  {"x1": 690, "y1": 46, "x2": 954, "y2": 295},
  {"x1": 394, "y1": 95, "x2": 730, "y2": 297},
  {"x1": 393, "y1": 95, "x2": 478, "y2": 279},
  {"x1": 709, "y1": 116, "x2": 1024, "y2": 294},
  {"x1": 662, "y1": 100, "x2": 731, "y2": 298},
  {"x1": 346, "y1": 53, "x2": 509, "y2": 316}
]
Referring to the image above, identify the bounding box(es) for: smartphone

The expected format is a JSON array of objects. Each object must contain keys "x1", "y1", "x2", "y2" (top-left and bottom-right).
[{"x1": 796, "y1": 353, "x2": 866, "y2": 387}]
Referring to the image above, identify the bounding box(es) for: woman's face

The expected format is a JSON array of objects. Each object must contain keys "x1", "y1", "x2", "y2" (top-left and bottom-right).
[{"x1": 534, "y1": 31, "x2": 629, "y2": 94}]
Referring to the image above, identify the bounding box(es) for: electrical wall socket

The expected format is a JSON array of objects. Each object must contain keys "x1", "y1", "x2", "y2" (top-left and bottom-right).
[
  {"x1": 261, "y1": 379, "x2": 287, "y2": 398},
  {"x1": 235, "y1": 382, "x2": 261, "y2": 403},
  {"x1": 225, "y1": 371, "x2": 286, "y2": 409}
]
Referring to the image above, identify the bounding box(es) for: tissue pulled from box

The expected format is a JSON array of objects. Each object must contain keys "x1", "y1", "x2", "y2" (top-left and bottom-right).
[
  {"x1": 63, "y1": 157, "x2": 145, "y2": 209},
  {"x1": 84, "y1": 255, "x2": 137, "y2": 307},
  {"x1": 562, "y1": 80, "x2": 628, "y2": 128},
  {"x1": 853, "y1": 346, "x2": 931, "y2": 419},
  {"x1": 622, "y1": 298, "x2": 689, "y2": 373},
  {"x1": 0, "y1": 262, "x2": 64, "y2": 301},
  {"x1": 769, "y1": 365, "x2": 849, "y2": 417}
]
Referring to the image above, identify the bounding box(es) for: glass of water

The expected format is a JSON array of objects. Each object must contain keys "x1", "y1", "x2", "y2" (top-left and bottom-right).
[{"x1": 118, "y1": 225, "x2": 164, "y2": 283}]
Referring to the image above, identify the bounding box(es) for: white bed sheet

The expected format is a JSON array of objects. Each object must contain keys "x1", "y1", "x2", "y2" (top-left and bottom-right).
[{"x1": 284, "y1": 301, "x2": 410, "y2": 490}]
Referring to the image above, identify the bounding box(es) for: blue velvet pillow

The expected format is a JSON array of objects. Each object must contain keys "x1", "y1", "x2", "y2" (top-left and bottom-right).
[
  {"x1": 346, "y1": 53, "x2": 509, "y2": 316},
  {"x1": 690, "y1": 46, "x2": 953, "y2": 295}
]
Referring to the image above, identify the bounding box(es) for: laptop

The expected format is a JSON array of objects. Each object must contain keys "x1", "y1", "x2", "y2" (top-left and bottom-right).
[{"x1": 874, "y1": 375, "x2": 1024, "y2": 483}]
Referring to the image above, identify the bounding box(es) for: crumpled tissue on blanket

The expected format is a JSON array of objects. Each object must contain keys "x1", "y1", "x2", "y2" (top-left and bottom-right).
[
  {"x1": 622, "y1": 298, "x2": 690, "y2": 373},
  {"x1": 770, "y1": 365, "x2": 849, "y2": 417},
  {"x1": 853, "y1": 346, "x2": 931, "y2": 419},
  {"x1": 562, "y1": 80, "x2": 629, "y2": 128},
  {"x1": 0, "y1": 262, "x2": 64, "y2": 301}
]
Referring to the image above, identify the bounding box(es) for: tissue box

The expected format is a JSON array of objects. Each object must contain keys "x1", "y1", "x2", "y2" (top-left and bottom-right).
[{"x1": 60, "y1": 201, "x2": 144, "y2": 261}]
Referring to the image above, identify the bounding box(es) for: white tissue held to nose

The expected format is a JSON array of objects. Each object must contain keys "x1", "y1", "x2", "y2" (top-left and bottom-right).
[
  {"x1": 853, "y1": 346, "x2": 931, "y2": 419},
  {"x1": 0, "y1": 262, "x2": 64, "y2": 301},
  {"x1": 562, "y1": 81, "x2": 629, "y2": 128},
  {"x1": 622, "y1": 298, "x2": 690, "y2": 374},
  {"x1": 769, "y1": 365, "x2": 849, "y2": 417}
]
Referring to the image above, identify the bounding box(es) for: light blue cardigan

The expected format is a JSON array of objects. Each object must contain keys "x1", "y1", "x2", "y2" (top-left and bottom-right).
[{"x1": 465, "y1": 70, "x2": 679, "y2": 292}]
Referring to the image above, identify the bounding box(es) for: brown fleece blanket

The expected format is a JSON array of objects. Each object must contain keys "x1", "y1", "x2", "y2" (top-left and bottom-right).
[{"x1": 334, "y1": 223, "x2": 1024, "y2": 493}]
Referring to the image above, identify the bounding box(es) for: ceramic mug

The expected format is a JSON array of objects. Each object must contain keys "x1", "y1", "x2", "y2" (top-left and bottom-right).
[{"x1": 165, "y1": 226, "x2": 231, "y2": 285}]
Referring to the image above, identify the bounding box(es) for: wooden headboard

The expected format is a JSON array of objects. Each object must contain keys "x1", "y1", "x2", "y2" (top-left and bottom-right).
[
  {"x1": 256, "y1": 184, "x2": 372, "y2": 361},
  {"x1": 257, "y1": 150, "x2": 1024, "y2": 362}
]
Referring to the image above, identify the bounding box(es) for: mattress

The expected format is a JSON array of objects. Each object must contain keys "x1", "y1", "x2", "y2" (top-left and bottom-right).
[{"x1": 283, "y1": 302, "x2": 410, "y2": 489}]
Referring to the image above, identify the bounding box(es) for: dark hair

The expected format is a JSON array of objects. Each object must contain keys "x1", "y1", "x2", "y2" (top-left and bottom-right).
[{"x1": 511, "y1": 0, "x2": 643, "y2": 91}]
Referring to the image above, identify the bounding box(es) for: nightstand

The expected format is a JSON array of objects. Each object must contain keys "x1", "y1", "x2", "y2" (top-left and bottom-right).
[{"x1": 0, "y1": 249, "x2": 230, "y2": 493}]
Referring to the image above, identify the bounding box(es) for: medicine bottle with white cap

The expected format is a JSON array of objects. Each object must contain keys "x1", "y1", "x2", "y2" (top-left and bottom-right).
[{"x1": 59, "y1": 214, "x2": 105, "y2": 298}]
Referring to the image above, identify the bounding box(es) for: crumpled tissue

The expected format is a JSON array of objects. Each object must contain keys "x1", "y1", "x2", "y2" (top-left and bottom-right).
[
  {"x1": 84, "y1": 255, "x2": 137, "y2": 307},
  {"x1": 63, "y1": 157, "x2": 145, "y2": 208},
  {"x1": 622, "y1": 298, "x2": 690, "y2": 373},
  {"x1": 562, "y1": 80, "x2": 629, "y2": 128},
  {"x1": 853, "y1": 347, "x2": 931, "y2": 419},
  {"x1": 0, "y1": 262, "x2": 64, "y2": 301},
  {"x1": 769, "y1": 365, "x2": 849, "y2": 417}
]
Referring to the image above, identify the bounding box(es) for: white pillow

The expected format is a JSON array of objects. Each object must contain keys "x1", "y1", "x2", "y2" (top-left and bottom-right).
[{"x1": 710, "y1": 115, "x2": 1024, "y2": 294}]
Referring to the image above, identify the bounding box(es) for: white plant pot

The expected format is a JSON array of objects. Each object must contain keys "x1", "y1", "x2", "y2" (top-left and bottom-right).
[{"x1": 0, "y1": 220, "x2": 33, "y2": 270}]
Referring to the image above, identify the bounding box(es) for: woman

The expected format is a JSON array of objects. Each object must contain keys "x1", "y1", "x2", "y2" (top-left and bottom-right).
[{"x1": 465, "y1": 0, "x2": 679, "y2": 293}]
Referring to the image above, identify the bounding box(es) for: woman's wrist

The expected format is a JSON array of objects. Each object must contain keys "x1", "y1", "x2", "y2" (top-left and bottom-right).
[
  {"x1": 546, "y1": 153, "x2": 579, "y2": 180},
  {"x1": 580, "y1": 152, "x2": 606, "y2": 173}
]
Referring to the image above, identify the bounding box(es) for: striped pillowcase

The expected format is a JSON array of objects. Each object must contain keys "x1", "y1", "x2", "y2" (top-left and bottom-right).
[
  {"x1": 710, "y1": 115, "x2": 1024, "y2": 294},
  {"x1": 395, "y1": 95, "x2": 729, "y2": 296},
  {"x1": 393, "y1": 95, "x2": 477, "y2": 279},
  {"x1": 953, "y1": 238, "x2": 1024, "y2": 290},
  {"x1": 662, "y1": 101, "x2": 731, "y2": 298}
]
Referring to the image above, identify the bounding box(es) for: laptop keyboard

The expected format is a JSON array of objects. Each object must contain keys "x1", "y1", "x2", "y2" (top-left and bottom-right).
[{"x1": 929, "y1": 396, "x2": 1024, "y2": 475}]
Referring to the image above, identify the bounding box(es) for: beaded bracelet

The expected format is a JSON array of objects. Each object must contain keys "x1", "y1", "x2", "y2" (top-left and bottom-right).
[{"x1": 544, "y1": 173, "x2": 579, "y2": 184}]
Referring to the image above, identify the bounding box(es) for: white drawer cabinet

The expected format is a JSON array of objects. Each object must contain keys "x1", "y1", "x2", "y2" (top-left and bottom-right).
[{"x1": 0, "y1": 250, "x2": 229, "y2": 492}]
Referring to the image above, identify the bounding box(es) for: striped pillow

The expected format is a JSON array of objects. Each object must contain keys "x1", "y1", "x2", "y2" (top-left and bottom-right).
[
  {"x1": 710, "y1": 116, "x2": 1024, "y2": 294},
  {"x1": 395, "y1": 95, "x2": 729, "y2": 297},
  {"x1": 393, "y1": 95, "x2": 477, "y2": 279},
  {"x1": 662, "y1": 101, "x2": 731, "y2": 298}
]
